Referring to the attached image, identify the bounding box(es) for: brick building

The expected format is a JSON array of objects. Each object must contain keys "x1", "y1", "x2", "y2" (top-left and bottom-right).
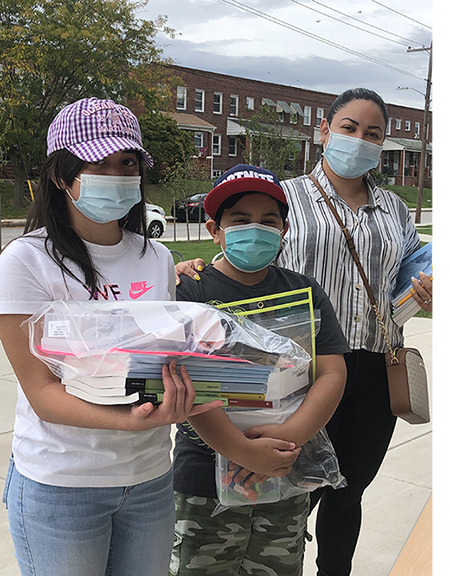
[{"x1": 164, "y1": 64, "x2": 432, "y2": 187}]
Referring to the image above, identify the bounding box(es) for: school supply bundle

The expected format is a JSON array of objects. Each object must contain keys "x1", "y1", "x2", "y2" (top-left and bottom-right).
[
  {"x1": 214, "y1": 393, "x2": 347, "y2": 513},
  {"x1": 391, "y1": 242, "x2": 432, "y2": 326},
  {"x1": 23, "y1": 300, "x2": 311, "y2": 406},
  {"x1": 309, "y1": 174, "x2": 430, "y2": 425},
  {"x1": 211, "y1": 289, "x2": 345, "y2": 511}
]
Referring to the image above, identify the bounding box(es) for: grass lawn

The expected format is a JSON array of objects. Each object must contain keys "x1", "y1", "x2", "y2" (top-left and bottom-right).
[
  {"x1": 386, "y1": 184, "x2": 432, "y2": 209},
  {"x1": 416, "y1": 225, "x2": 432, "y2": 236},
  {"x1": 160, "y1": 239, "x2": 221, "y2": 264}
]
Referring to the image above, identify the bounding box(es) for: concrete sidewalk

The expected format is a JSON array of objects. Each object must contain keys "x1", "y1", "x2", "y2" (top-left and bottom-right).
[{"x1": 0, "y1": 319, "x2": 432, "y2": 576}]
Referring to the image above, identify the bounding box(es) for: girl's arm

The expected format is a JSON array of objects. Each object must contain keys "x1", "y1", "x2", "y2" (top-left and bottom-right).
[{"x1": 0, "y1": 314, "x2": 222, "y2": 432}]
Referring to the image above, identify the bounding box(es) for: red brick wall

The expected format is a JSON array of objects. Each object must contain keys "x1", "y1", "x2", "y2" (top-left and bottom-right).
[{"x1": 166, "y1": 65, "x2": 431, "y2": 177}]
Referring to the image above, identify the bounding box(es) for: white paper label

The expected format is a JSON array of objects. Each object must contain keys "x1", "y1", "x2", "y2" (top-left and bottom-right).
[{"x1": 48, "y1": 321, "x2": 71, "y2": 337}]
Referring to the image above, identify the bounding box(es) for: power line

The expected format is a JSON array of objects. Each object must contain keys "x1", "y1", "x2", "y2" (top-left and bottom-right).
[
  {"x1": 222, "y1": 0, "x2": 426, "y2": 82},
  {"x1": 370, "y1": 0, "x2": 432, "y2": 30},
  {"x1": 309, "y1": 0, "x2": 426, "y2": 47},
  {"x1": 291, "y1": 0, "x2": 411, "y2": 47}
]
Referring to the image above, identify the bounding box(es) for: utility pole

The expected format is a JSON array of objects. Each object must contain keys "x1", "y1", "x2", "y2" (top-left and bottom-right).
[{"x1": 407, "y1": 43, "x2": 432, "y2": 224}]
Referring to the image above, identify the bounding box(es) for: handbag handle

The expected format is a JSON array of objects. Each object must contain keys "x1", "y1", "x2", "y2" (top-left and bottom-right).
[{"x1": 308, "y1": 174, "x2": 399, "y2": 364}]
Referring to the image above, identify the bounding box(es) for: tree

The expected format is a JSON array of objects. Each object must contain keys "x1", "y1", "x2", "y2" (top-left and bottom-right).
[
  {"x1": 0, "y1": 0, "x2": 175, "y2": 207},
  {"x1": 139, "y1": 111, "x2": 195, "y2": 184},
  {"x1": 240, "y1": 105, "x2": 303, "y2": 180}
]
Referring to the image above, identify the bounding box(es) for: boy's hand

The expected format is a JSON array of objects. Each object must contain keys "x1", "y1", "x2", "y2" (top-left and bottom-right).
[
  {"x1": 129, "y1": 361, "x2": 222, "y2": 430},
  {"x1": 175, "y1": 259, "x2": 205, "y2": 285},
  {"x1": 229, "y1": 437, "x2": 301, "y2": 485}
]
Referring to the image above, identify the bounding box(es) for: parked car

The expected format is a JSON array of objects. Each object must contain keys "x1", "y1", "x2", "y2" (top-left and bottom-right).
[
  {"x1": 145, "y1": 203, "x2": 166, "y2": 238},
  {"x1": 171, "y1": 193, "x2": 209, "y2": 222}
]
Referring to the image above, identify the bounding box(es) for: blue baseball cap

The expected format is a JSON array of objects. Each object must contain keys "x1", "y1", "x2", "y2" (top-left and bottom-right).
[{"x1": 204, "y1": 164, "x2": 286, "y2": 219}]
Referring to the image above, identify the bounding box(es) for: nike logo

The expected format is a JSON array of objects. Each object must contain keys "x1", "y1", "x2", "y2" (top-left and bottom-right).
[{"x1": 129, "y1": 281, "x2": 155, "y2": 299}]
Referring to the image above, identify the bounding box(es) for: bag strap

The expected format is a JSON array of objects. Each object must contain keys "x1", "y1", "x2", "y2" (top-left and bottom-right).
[{"x1": 308, "y1": 174, "x2": 399, "y2": 364}]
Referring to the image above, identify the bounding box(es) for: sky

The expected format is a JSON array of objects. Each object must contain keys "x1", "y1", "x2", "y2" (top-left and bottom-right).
[{"x1": 140, "y1": 0, "x2": 433, "y2": 110}]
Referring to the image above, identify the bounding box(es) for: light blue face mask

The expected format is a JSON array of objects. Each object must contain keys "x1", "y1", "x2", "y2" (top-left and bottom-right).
[
  {"x1": 66, "y1": 174, "x2": 142, "y2": 223},
  {"x1": 323, "y1": 130, "x2": 382, "y2": 179},
  {"x1": 221, "y1": 223, "x2": 283, "y2": 273}
]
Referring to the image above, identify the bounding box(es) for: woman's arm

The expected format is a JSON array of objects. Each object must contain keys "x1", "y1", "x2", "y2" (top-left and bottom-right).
[
  {"x1": 0, "y1": 314, "x2": 222, "y2": 432},
  {"x1": 175, "y1": 259, "x2": 205, "y2": 284}
]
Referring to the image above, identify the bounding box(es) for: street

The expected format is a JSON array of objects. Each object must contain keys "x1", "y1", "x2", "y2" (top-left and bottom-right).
[
  {"x1": 0, "y1": 210, "x2": 432, "y2": 251},
  {"x1": 0, "y1": 220, "x2": 213, "y2": 250}
]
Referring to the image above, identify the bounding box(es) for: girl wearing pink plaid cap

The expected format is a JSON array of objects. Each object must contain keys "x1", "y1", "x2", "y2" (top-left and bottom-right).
[{"x1": 0, "y1": 98, "x2": 222, "y2": 576}]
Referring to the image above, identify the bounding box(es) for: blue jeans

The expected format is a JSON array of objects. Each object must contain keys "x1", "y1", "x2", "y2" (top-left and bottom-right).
[{"x1": 2, "y1": 457, "x2": 175, "y2": 576}]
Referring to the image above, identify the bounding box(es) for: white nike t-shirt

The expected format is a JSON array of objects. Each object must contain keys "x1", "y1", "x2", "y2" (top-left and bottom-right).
[{"x1": 0, "y1": 228, "x2": 177, "y2": 487}]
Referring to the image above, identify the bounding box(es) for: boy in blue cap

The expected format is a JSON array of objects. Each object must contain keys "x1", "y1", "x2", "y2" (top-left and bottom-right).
[{"x1": 171, "y1": 164, "x2": 349, "y2": 576}]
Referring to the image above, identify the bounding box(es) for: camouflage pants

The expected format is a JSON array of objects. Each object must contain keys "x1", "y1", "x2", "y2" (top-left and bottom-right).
[{"x1": 170, "y1": 491, "x2": 309, "y2": 576}]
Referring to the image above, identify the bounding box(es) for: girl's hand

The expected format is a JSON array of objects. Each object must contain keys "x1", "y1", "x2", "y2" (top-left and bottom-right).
[
  {"x1": 411, "y1": 271, "x2": 432, "y2": 312},
  {"x1": 130, "y1": 361, "x2": 222, "y2": 430},
  {"x1": 175, "y1": 259, "x2": 206, "y2": 285}
]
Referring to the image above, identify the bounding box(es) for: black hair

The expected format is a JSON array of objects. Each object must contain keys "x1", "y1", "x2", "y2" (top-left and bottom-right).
[
  {"x1": 25, "y1": 149, "x2": 149, "y2": 297},
  {"x1": 214, "y1": 191, "x2": 289, "y2": 227},
  {"x1": 326, "y1": 88, "x2": 389, "y2": 133}
]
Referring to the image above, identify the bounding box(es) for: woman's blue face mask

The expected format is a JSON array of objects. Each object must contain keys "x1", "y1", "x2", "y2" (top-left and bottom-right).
[
  {"x1": 323, "y1": 129, "x2": 382, "y2": 179},
  {"x1": 66, "y1": 174, "x2": 142, "y2": 223},
  {"x1": 220, "y1": 222, "x2": 283, "y2": 273}
]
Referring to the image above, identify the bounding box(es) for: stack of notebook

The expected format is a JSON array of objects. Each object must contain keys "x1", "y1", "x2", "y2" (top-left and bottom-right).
[{"x1": 63, "y1": 352, "x2": 276, "y2": 407}]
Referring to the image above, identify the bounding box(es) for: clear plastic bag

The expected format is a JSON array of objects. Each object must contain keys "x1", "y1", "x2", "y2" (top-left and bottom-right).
[
  {"x1": 23, "y1": 300, "x2": 311, "y2": 404},
  {"x1": 213, "y1": 394, "x2": 346, "y2": 515}
]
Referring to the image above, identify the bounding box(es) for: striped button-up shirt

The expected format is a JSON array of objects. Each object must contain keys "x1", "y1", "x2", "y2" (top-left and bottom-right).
[{"x1": 276, "y1": 162, "x2": 420, "y2": 353}]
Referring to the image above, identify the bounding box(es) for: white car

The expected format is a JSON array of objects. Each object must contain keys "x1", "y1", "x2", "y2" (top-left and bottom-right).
[{"x1": 145, "y1": 203, "x2": 166, "y2": 238}]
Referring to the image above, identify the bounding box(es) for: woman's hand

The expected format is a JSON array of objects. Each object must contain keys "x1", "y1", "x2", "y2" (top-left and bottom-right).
[
  {"x1": 411, "y1": 271, "x2": 432, "y2": 312},
  {"x1": 130, "y1": 361, "x2": 223, "y2": 430},
  {"x1": 175, "y1": 259, "x2": 206, "y2": 285}
]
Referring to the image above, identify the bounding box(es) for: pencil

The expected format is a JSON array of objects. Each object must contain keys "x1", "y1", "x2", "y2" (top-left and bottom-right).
[{"x1": 397, "y1": 274, "x2": 433, "y2": 307}]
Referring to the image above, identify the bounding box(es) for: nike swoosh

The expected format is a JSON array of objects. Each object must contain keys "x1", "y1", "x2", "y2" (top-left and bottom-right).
[{"x1": 128, "y1": 285, "x2": 155, "y2": 299}]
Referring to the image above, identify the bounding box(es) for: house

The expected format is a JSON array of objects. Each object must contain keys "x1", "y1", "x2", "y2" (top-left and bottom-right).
[{"x1": 164, "y1": 64, "x2": 432, "y2": 186}]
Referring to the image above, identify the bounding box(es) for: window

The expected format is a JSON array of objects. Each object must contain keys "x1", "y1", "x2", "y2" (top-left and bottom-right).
[
  {"x1": 303, "y1": 106, "x2": 311, "y2": 126},
  {"x1": 405, "y1": 120, "x2": 411, "y2": 131},
  {"x1": 290, "y1": 113, "x2": 298, "y2": 124},
  {"x1": 386, "y1": 118, "x2": 392, "y2": 136},
  {"x1": 195, "y1": 89, "x2": 205, "y2": 112},
  {"x1": 230, "y1": 95, "x2": 239, "y2": 116},
  {"x1": 246, "y1": 97, "x2": 254, "y2": 110},
  {"x1": 414, "y1": 122, "x2": 421, "y2": 138},
  {"x1": 395, "y1": 119, "x2": 402, "y2": 130},
  {"x1": 228, "y1": 136, "x2": 237, "y2": 157},
  {"x1": 316, "y1": 107, "x2": 325, "y2": 127},
  {"x1": 213, "y1": 92, "x2": 223, "y2": 114},
  {"x1": 213, "y1": 134, "x2": 222, "y2": 156},
  {"x1": 177, "y1": 86, "x2": 187, "y2": 110},
  {"x1": 193, "y1": 132, "x2": 203, "y2": 155}
]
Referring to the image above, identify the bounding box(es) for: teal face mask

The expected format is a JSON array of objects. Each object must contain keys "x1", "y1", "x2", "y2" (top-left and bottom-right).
[
  {"x1": 67, "y1": 174, "x2": 142, "y2": 223},
  {"x1": 323, "y1": 130, "x2": 382, "y2": 179},
  {"x1": 221, "y1": 223, "x2": 283, "y2": 273}
]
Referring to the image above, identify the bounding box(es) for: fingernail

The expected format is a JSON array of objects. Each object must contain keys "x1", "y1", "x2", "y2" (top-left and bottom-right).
[
  {"x1": 176, "y1": 278, "x2": 180, "y2": 285},
  {"x1": 196, "y1": 265, "x2": 204, "y2": 272},
  {"x1": 194, "y1": 274, "x2": 201, "y2": 281},
  {"x1": 410, "y1": 287, "x2": 416, "y2": 295}
]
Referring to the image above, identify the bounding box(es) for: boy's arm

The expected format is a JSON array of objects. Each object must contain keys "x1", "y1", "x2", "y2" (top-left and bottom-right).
[
  {"x1": 244, "y1": 353, "x2": 346, "y2": 447},
  {"x1": 187, "y1": 407, "x2": 300, "y2": 478}
]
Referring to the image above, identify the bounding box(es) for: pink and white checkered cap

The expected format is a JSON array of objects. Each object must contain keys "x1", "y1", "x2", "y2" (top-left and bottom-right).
[{"x1": 47, "y1": 98, "x2": 153, "y2": 168}]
